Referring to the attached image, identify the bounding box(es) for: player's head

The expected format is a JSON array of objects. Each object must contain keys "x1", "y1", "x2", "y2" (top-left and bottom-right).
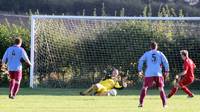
[
  {"x1": 15, "y1": 37, "x2": 22, "y2": 46},
  {"x1": 180, "y1": 50, "x2": 189, "y2": 60},
  {"x1": 111, "y1": 68, "x2": 119, "y2": 77},
  {"x1": 150, "y1": 41, "x2": 158, "y2": 50}
]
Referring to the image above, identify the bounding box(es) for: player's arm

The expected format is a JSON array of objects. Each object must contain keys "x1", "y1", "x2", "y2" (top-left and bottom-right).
[
  {"x1": 2, "y1": 49, "x2": 8, "y2": 65},
  {"x1": 178, "y1": 71, "x2": 187, "y2": 76},
  {"x1": 1, "y1": 50, "x2": 9, "y2": 74},
  {"x1": 114, "y1": 81, "x2": 123, "y2": 90},
  {"x1": 160, "y1": 52, "x2": 169, "y2": 77},
  {"x1": 138, "y1": 53, "x2": 146, "y2": 77},
  {"x1": 0, "y1": 60, "x2": 3, "y2": 70},
  {"x1": 193, "y1": 62, "x2": 196, "y2": 69},
  {"x1": 178, "y1": 62, "x2": 188, "y2": 76},
  {"x1": 114, "y1": 76, "x2": 129, "y2": 90},
  {"x1": 22, "y1": 49, "x2": 32, "y2": 67}
]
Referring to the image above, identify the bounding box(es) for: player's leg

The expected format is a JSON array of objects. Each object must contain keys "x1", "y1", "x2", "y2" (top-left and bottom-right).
[
  {"x1": 159, "y1": 87, "x2": 167, "y2": 107},
  {"x1": 12, "y1": 80, "x2": 21, "y2": 97},
  {"x1": 156, "y1": 77, "x2": 167, "y2": 107},
  {"x1": 95, "y1": 92, "x2": 108, "y2": 96},
  {"x1": 167, "y1": 82, "x2": 179, "y2": 98},
  {"x1": 181, "y1": 86, "x2": 194, "y2": 97},
  {"x1": 139, "y1": 86, "x2": 147, "y2": 107},
  {"x1": 85, "y1": 85, "x2": 98, "y2": 95},
  {"x1": 8, "y1": 71, "x2": 15, "y2": 98},
  {"x1": 94, "y1": 84, "x2": 108, "y2": 96},
  {"x1": 138, "y1": 77, "x2": 152, "y2": 107},
  {"x1": 95, "y1": 90, "x2": 111, "y2": 96},
  {"x1": 12, "y1": 71, "x2": 22, "y2": 98},
  {"x1": 167, "y1": 75, "x2": 183, "y2": 98},
  {"x1": 179, "y1": 78, "x2": 194, "y2": 97},
  {"x1": 80, "y1": 84, "x2": 97, "y2": 95},
  {"x1": 167, "y1": 75, "x2": 182, "y2": 98}
]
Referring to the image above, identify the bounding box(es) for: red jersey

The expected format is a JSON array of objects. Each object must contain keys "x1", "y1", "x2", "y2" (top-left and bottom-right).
[{"x1": 183, "y1": 57, "x2": 196, "y2": 79}]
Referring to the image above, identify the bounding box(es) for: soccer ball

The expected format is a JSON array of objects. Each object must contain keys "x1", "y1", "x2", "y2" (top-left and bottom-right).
[{"x1": 108, "y1": 89, "x2": 117, "y2": 96}]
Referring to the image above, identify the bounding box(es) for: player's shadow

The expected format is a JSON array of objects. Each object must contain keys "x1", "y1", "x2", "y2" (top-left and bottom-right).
[
  {"x1": 0, "y1": 87, "x2": 199, "y2": 96},
  {"x1": 0, "y1": 87, "x2": 140, "y2": 96}
]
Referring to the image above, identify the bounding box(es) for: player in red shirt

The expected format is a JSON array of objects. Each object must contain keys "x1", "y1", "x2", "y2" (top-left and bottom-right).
[{"x1": 167, "y1": 50, "x2": 196, "y2": 98}]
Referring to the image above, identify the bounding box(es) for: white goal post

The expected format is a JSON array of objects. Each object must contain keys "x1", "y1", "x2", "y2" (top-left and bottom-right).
[{"x1": 30, "y1": 15, "x2": 200, "y2": 88}]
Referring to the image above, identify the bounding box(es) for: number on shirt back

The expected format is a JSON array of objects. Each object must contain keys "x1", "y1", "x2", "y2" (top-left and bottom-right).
[
  {"x1": 151, "y1": 54, "x2": 157, "y2": 64},
  {"x1": 12, "y1": 50, "x2": 16, "y2": 56}
]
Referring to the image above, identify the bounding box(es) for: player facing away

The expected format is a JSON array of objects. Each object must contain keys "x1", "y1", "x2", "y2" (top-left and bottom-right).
[
  {"x1": 1, "y1": 37, "x2": 31, "y2": 99},
  {"x1": 80, "y1": 68, "x2": 126, "y2": 96},
  {"x1": 167, "y1": 50, "x2": 196, "y2": 98},
  {"x1": 138, "y1": 41, "x2": 169, "y2": 108}
]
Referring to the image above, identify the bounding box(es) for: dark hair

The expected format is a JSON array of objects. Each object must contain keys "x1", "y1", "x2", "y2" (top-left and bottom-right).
[
  {"x1": 15, "y1": 37, "x2": 22, "y2": 45},
  {"x1": 103, "y1": 67, "x2": 118, "y2": 80},
  {"x1": 150, "y1": 41, "x2": 158, "y2": 49}
]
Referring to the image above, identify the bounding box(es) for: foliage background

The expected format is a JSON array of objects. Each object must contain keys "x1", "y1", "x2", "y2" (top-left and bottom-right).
[{"x1": 0, "y1": 1, "x2": 200, "y2": 88}]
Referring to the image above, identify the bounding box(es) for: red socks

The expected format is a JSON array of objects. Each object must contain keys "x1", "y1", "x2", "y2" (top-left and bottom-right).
[
  {"x1": 9, "y1": 80, "x2": 20, "y2": 97},
  {"x1": 140, "y1": 88, "x2": 167, "y2": 107},
  {"x1": 160, "y1": 90, "x2": 167, "y2": 106},
  {"x1": 9, "y1": 80, "x2": 15, "y2": 96},
  {"x1": 13, "y1": 83, "x2": 20, "y2": 96},
  {"x1": 139, "y1": 88, "x2": 147, "y2": 105},
  {"x1": 168, "y1": 87, "x2": 178, "y2": 98},
  {"x1": 181, "y1": 86, "x2": 193, "y2": 96},
  {"x1": 168, "y1": 86, "x2": 193, "y2": 98}
]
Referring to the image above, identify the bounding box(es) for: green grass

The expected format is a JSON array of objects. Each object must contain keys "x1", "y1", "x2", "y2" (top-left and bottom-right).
[{"x1": 0, "y1": 88, "x2": 200, "y2": 112}]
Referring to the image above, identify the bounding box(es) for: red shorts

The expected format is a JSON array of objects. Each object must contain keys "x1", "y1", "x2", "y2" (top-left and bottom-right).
[
  {"x1": 9, "y1": 71, "x2": 22, "y2": 81},
  {"x1": 143, "y1": 76, "x2": 164, "y2": 88},
  {"x1": 179, "y1": 77, "x2": 194, "y2": 87}
]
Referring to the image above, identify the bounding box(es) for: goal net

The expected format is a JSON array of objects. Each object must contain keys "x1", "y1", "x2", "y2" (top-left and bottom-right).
[{"x1": 30, "y1": 16, "x2": 200, "y2": 88}]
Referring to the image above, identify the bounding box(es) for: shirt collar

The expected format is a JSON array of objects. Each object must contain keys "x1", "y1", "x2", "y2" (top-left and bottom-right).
[{"x1": 13, "y1": 44, "x2": 21, "y2": 47}]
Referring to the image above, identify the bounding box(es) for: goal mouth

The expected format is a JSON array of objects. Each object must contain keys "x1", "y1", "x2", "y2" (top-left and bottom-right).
[{"x1": 30, "y1": 16, "x2": 200, "y2": 88}]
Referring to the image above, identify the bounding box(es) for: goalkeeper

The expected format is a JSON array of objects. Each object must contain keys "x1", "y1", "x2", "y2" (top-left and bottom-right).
[{"x1": 80, "y1": 68, "x2": 127, "y2": 96}]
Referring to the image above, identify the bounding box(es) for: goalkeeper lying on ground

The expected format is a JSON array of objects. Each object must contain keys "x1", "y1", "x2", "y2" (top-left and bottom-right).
[{"x1": 80, "y1": 68, "x2": 128, "y2": 96}]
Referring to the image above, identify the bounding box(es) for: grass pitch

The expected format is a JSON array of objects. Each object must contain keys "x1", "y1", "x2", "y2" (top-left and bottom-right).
[{"x1": 0, "y1": 88, "x2": 199, "y2": 112}]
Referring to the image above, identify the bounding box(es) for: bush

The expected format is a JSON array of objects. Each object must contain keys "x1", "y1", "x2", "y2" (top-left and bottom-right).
[{"x1": 0, "y1": 23, "x2": 30, "y2": 87}]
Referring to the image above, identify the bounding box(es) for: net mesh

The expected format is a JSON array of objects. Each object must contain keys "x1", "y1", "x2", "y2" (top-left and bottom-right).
[{"x1": 32, "y1": 17, "x2": 200, "y2": 88}]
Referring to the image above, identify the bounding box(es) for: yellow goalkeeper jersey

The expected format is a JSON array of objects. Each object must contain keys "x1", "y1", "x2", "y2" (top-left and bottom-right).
[{"x1": 99, "y1": 79, "x2": 122, "y2": 91}]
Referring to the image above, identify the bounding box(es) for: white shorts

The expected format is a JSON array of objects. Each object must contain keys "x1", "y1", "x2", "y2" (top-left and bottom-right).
[
  {"x1": 96, "y1": 83, "x2": 104, "y2": 89},
  {"x1": 107, "y1": 89, "x2": 117, "y2": 96}
]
